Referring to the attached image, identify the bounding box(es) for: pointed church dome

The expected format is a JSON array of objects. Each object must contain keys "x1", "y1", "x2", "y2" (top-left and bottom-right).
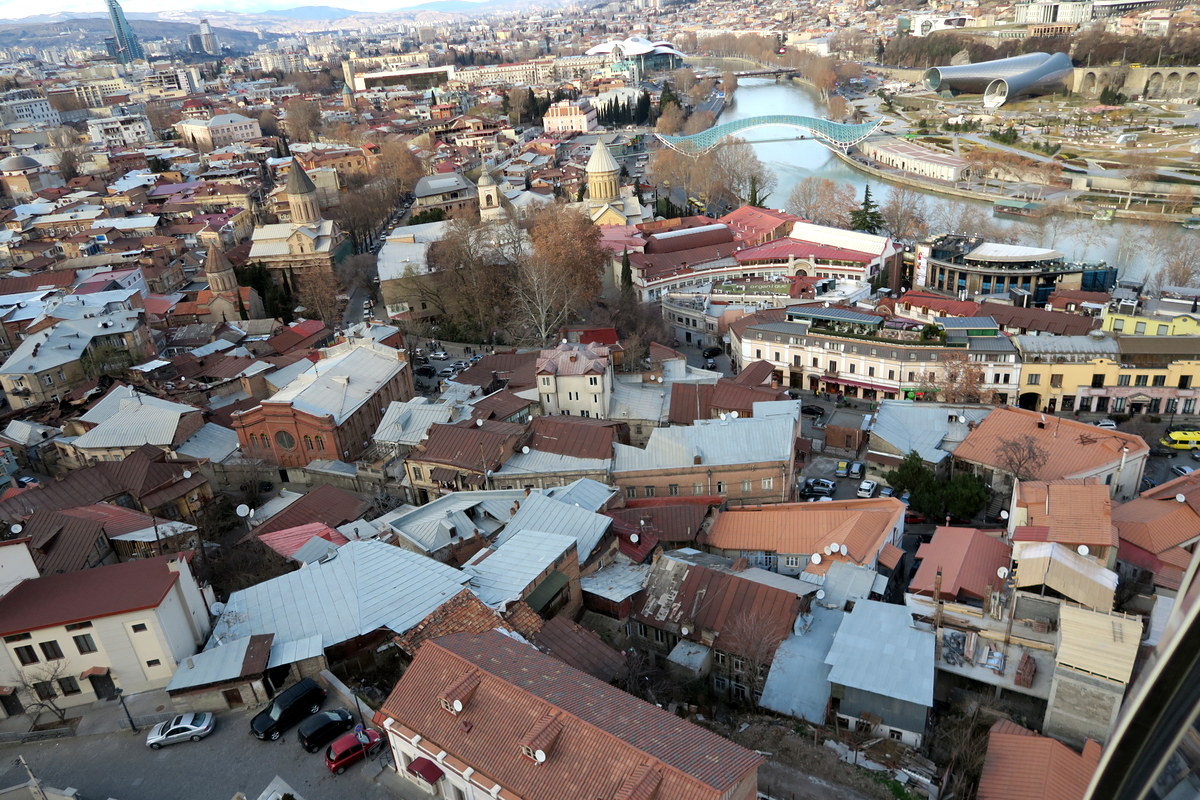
[{"x1": 284, "y1": 159, "x2": 317, "y2": 195}]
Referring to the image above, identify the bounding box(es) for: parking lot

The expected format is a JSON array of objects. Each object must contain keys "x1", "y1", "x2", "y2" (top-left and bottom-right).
[{"x1": 0, "y1": 707, "x2": 424, "y2": 800}]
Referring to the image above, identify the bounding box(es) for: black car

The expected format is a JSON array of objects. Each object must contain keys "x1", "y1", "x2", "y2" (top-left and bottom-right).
[
  {"x1": 800, "y1": 405, "x2": 825, "y2": 418},
  {"x1": 297, "y1": 708, "x2": 355, "y2": 753},
  {"x1": 251, "y1": 678, "x2": 326, "y2": 741},
  {"x1": 701, "y1": 346, "x2": 723, "y2": 358},
  {"x1": 414, "y1": 365, "x2": 437, "y2": 379}
]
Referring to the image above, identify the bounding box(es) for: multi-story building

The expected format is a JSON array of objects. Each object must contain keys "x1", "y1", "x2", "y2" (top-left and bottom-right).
[
  {"x1": 412, "y1": 173, "x2": 478, "y2": 216},
  {"x1": 86, "y1": 114, "x2": 155, "y2": 148},
  {"x1": 375, "y1": 630, "x2": 764, "y2": 800},
  {"x1": 174, "y1": 114, "x2": 262, "y2": 153},
  {"x1": 0, "y1": 553, "x2": 209, "y2": 716},
  {"x1": 0, "y1": 89, "x2": 60, "y2": 127},
  {"x1": 738, "y1": 307, "x2": 1020, "y2": 403},
  {"x1": 140, "y1": 67, "x2": 202, "y2": 97},
  {"x1": 1101, "y1": 309, "x2": 1200, "y2": 336},
  {"x1": 232, "y1": 339, "x2": 414, "y2": 470},
  {"x1": 535, "y1": 342, "x2": 613, "y2": 417},
  {"x1": 915, "y1": 235, "x2": 1116, "y2": 303},
  {"x1": 541, "y1": 99, "x2": 598, "y2": 133},
  {"x1": 1013, "y1": 333, "x2": 1200, "y2": 415}
]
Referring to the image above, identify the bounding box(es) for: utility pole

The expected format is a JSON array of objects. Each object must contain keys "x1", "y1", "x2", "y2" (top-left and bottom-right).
[{"x1": 17, "y1": 754, "x2": 47, "y2": 800}]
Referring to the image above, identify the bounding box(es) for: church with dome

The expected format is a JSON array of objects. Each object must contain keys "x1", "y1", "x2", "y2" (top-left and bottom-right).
[
  {"x1": 249, "y1": 159, "x2": 349, "y2": 294},
  {"x1": 0, "y1": 154, "x2": 64, "y2": 203},
  {"x1": 566, "y1": 140, "x2": 652, "y2": 227}
]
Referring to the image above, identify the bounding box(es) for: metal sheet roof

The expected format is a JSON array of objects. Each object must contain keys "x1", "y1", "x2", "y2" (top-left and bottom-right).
[
  {"x1": 175, "y1": 422, "x2": 238, "y2": 463},
  {"x1": 210, "y1": 540, "x2": 470, "y2": 653},
  {"x1": 464, "y1": 529, "x2": 576, "y2": 607},
  {"x1": 824, "y1": 599, "x2": 934, "y2": 708},
  {"x1": 579, "y1": 562, "x2": 648, "y2": 602},
  {"x1": 759, "y1": 608, "x2": 842, "y2": 723},
  {"x1": 495, "y1": 490, "x2": 611, "y2": 564},
  {"x1": 613, "y1": 416, "x2": 793, "y2": 473},
  {"x1": 378, "y1": 490, "x2": 524, "y2": 554},
  {"x1": 167, "y1": 634, "x2": 271, "y2": 692},
  {"x1": 268, "y1": 342, "x2": 406, "y2": 425}
]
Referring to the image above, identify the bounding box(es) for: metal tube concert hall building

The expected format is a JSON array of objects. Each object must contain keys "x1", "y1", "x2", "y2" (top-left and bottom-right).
[{"x1": 924, "y1": 52, "x2": 1073, "y2": 108}]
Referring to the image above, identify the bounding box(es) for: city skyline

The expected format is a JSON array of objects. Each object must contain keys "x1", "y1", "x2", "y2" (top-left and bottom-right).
[{"x1": 0, "y1": 0, "x2": 495, "y2": 19}]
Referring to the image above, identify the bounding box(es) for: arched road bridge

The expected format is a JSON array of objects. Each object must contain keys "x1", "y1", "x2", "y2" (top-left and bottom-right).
[{"x1": 655, "y1": 115, "x2": 884, "y2": 156}]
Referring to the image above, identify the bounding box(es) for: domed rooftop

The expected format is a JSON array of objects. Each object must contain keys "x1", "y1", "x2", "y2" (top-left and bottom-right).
[
  {"x1": 586, "y1": 140, "x2": 619, "y2": 175},
  {"x1": 477, "y1": 169, "x2": 496, "y2": 187},
  {"x1": 0, "y1": 155, "x2": 40, "y2": 173}
]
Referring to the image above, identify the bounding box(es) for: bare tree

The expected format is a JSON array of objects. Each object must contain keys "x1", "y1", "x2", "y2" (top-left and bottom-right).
[
  {"x1": 713, "y1": 138, "x2": 775, "y2": 205},
  {"x1": 682, "y1": 110, "x2": 716, "y2": 135},
  {"x1": 19, "y1": 661, "x2": 73, "y2": 724},
  {"x1": 880, "y1": 185, "x2": 930, "y2": 241},
  {"x1": 283, "y1": 99, "x2": 321, "y2": 142},
  {"x1": 655, "y1": 103, "x2": 686, "y2": 135},
  {"x1": 1122, "y1": 150, "x2": 1158, "y2": 209},
  {"x1": 506, "y1": 88, "x2": 530, "y2": 124},
  {"x1": 294, "y1": 270, "x2": 343, "y2": 323},
  {"x1": 511, "y1": 207, "x2": 607, "y2": 345},
  {"x1": 672, "y1": 67, "x2": 697, "y2": 94},
  {"x1": 786, "y1": 177, "x2": 856, "y2": 227},
  {"x1": 258, "y1": 111, "x2": 280, "y2": 138},
  {"x1": 995, "y1": 436, "x2": 1049, "y2": 481},
  {"x1": 718, "y1": 609, "x2": 790, "y2": 702},
  {"x1": 934, "y1": 351, "x2": 989, "y2": 403},
  {"x1": 1151, "y1": 227, "x2": 1200, "y2": 290}
]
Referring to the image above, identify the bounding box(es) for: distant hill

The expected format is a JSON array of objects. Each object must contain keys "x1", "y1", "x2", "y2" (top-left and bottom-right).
[
  {"x1": 0, "y1": 16, "x2": 271, "y2": 50},
  {"x1": 260, "y1": 5, "x2": 362, "y2": 19}
]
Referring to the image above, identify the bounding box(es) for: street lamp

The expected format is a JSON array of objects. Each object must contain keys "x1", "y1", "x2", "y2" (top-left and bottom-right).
[{"x1": 113, "y1": 687, "x2": 138, "y2": 733}]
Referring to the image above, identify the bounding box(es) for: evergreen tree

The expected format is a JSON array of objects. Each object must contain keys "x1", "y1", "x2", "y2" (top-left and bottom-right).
[
  {"x1": 576, "y1": 183, "x2": 586, "y2": 202},
  {"x1": 620, "y1": 249, "x2": 633, "y2": 294},
  {"x1": 849, "y1": 185, "x2": 885, "y2": 234}
]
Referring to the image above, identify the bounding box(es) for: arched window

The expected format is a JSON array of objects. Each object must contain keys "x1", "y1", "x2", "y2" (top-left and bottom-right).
[
  {"x1": 315, "y1": 435, "x2": 325, "y2": 451},
  {"x1": 304, "y1": 435, "x2": 313, "y2": 451}
]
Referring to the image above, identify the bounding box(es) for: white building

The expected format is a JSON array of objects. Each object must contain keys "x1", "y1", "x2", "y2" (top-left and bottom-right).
[
  {"x1": 536, "y1": 342, "x2": 614, "y2": 418},
  {"x1": 0, "y1": 89, "x2": 60, "y2": 127},
  {"x1": 86, "y1": 114, "x2": 155, "y2": 148}
]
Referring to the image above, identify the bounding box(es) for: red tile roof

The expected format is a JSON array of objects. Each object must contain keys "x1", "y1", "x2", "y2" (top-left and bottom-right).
[
  {"x1": 980, "y1": 302, "x2": 1101, "y2": 336},
  {"x1": 256, "y1": 522, "x2": 349, "y2": 559},
  {"x1": 526, "y1": 415, "x2": 621, "y2": 460},
  {"x1": 977, "y1": 720, "x2": 1100, "y2": 800},
  {"x1": 0, "y1": 554, "x2": 183, "y2": 635},
  {"x1": 732, "y1": 360, "x2": 777, "y2": 387},
  {"x1": 954, "y1": 407, "x2": 1148, "y2": 481},
  {"x1": 531, "y1": 616, "x2": 626, "y2": 682},
  {"x1": 376, "y1": 631, "x2": 762, "y2": 800},
  {"x1": 606, "y1": 503, "x2": 709, "y2": 545},
  {"x1": 911, "y1": 527, "x2": 1012, "y2": 601},
  {"x1": 879, "y1": 290, "x2": 981, "y2": 320},
  {"x1": 735, "y1": 237, "x2": 875, "y2": 265},
  {"x1": 22, "y1": 509, "x2": 110, "y2": 576},
  {"x1": 1015, "y1": 481, "x2": 1117, "y2": 548}
]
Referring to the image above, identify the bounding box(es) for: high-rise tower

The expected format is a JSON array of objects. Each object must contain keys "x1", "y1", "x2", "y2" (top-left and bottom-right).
[
  {"x1": 199, "y1": 19, "x2": 219, "y2": 56},
  {"x1": 105, "y1": 0, "x2": 145, "y2": 65}
]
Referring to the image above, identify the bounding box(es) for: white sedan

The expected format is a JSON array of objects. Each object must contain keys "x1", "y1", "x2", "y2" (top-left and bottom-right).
[{"x1": 146, "y1": 713, "x2": 215, "y2": 749}]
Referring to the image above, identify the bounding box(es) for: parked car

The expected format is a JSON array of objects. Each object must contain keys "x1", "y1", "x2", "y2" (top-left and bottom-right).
[
  {"x1": 250, "y1": 678, "x2": 326, "y2": 741},
  {"x1": 806, "y1": 477, "x2": 837, "y2": 493},
  {"x1": 879, "y1": 486, "x2": 895, "y2": 498},
  {"x1": 849, "y1": 461, "x2": 865, "y2": 479},
  {"x1": 325, "y1": 728, "x2": 383, "y2": 775},
  {"x1": 904, "y1": 510, "x2": 927, "y2": 524},
  {"x1": 414, "y1": 365, "x2": 437, "y2": 379},
  {"x1": 899, "y1": 491, "x2": 912, "y2": 505},
  {"x1": 430, "y1": 350, "x2": 450, "y2": 360},
  {"x1": 298, "y1": 708, "x2": 355, "y2": 753},
  {"x1": 146, "y1": 713, "x2": 215, "y2": 749},
  {"x1": 1141, "y1": 478, "x2": 1159, "y2": 493},
  {"x1": 857, "y1": 479, "x2": 878, "y2": 498},
  {"x1": 703, "y1": 358, "x2": 717, "y2": 370},
  {"x1": 1150, "y1": 446, "x2": 1177, "y2": 457},
  {"x1": 451, "y1": 360, "x2": 469, "y2": 371},
  {"x1": 437, "y1": 367, "x2": 456, "y2": 378},
  {"x1": 1172, "y1": 465, "x2": 1195, "y2": 478},
  {"x1": 834, "y1": 461, "x2": 850, "y2": 478},
  {"x1": 470, "y1": 353, "x2": 484, "y2": 363},
  {"x1": 702, "y1": 346, "x2": 723, "y2": 358},
  {"x1": 1095, "y1": 419, "x2": 1119, "y2": 430},
  {"x1": 800, "y1": 405, "x2": 825, "y2": 418}
]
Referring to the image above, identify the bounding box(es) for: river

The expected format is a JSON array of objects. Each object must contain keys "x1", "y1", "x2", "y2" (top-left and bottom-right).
[{"x1": 718, "y1": 77, "x2": 1160, "y2": 282}]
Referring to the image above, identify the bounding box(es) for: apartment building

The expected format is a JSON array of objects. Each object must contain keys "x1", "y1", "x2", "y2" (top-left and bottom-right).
[
  {"x1": 86, "y1": 114, "x2": 155, "y2": 148},
  {"x1": 175, "y1": 113, "x2": 262, "y2": 153},
  {"x1": 536, "y1": 341, "x2": 613, "y2": 418}
]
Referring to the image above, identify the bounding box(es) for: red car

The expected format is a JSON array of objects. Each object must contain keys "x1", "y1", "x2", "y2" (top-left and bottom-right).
[
  {"x1": 324, "y1": 728, "x2": 383, "y2": 775},
  {"x1": 904, "y1": 511, "x2": 927, "y2": 525}
]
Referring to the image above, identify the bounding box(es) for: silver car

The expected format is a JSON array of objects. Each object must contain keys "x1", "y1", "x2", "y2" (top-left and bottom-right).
[{"x1": 146, "y1": 712, "x2": 215, "y2": 749}]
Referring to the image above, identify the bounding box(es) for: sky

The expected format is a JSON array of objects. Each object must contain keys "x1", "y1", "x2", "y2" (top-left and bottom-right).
[{"x1": 0, "y1": 0, "x2": 458, "y2": 19}]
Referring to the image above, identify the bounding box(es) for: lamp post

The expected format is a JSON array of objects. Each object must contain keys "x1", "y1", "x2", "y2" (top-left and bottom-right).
[{"x1": 113, "y1": 687, "x2": 138, "y2": 733}]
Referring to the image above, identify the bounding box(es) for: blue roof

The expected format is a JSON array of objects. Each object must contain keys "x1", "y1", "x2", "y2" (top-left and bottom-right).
[{"x1": 936, "y1": 316, "x2": 998, "y2": 329}]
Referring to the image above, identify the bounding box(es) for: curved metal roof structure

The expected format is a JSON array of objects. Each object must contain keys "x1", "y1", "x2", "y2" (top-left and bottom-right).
[
  {"x1": 923, "y1": 52, "x2": 1073, "y2": 108},
  {"x1": 655, "y1": 115, "x2": 884, "y2": 156},
  {"x1": 585, "y1": 36, "x2": 684, "y2": 59}
]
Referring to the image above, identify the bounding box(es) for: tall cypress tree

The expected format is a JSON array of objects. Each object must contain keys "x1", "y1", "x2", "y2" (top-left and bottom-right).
[
  {"x1": 849, "y1": 186, "x2": 885, "y2": 234},
  {"x1": 620, "y1": 249, "x2": 633, "y2": 295}
]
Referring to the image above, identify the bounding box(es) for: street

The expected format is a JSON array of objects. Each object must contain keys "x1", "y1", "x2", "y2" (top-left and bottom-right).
[{"x1": 0, "y1": 708, "x2": 425, "y2": 800}]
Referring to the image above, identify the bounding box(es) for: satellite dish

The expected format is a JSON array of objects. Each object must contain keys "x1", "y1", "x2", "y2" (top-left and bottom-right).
[
  {"x1": 9, "y1": 524, "x2": 20, "y2": 535},
  {"x1": 1077, "y1": 544, "x2": 1090, "y2": 556},
  {"x1": 957, "y1": 415, "x2": 967, "y2": 423},
  {"x1": 997, "y1": 566, "x2": 1010, "y2": 580},
  {"x1": 810, "y1": 552, "x2": 822, "y2": 564},
  {"x1": 680, "y1": 626, "x2": 689, "y2": 636},
  {"x1": 476, "y1": 419, "x2": 484, "y2": 427},
  {"x1": 521, "y1": 446, "x2": 530, "y2": 454},
  {"x1": 1177, "y1": 493, "x2": 1188, "y2": 503},
  {"x1": 830, "y1": 542, "x2": 840, "y2": 552},
  {"x1": 719, "y1": 413, "x2": 727, "y2": 421},
  {"x1": 630, "y1": 533, "x2": 639, "y2": 544},
  {"x1": 823, "y1": 545, "x2": 832, "y2": 555},
  {"x1": 235, "y1": 504, "x2": 250, "y2": 518},
  {"x1": 730, "y1": 411, "x2": 739, "y2": 418},
  {"x1": 534, "y1": 749, "x2": 547, "y2": 763},
  {"x1": 1000, "y1": 510, "x2": 1009, "y2": 519},
  {"x1": 816, "y1": 589, "x2": 826, "y2": 600},
  {"x1": 839, "y1": 544, "x2": 848, "y2": 556},
  {"x1": 452, "y1": 699, "x2": 463, "y2": 713},
  {"x1": 183, "y1": 470, "x2": 192, "y2": 479}
]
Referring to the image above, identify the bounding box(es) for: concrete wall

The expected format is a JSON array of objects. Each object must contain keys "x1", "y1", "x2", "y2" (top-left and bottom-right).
[
  {"x1": 1043, "y1": 665, "x2": 1124, "y2": 746},
  {"x1": 169, "y1": 678, "x2": 269, "y2": 713}
]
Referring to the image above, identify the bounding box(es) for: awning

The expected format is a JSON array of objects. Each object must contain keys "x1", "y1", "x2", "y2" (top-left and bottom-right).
[
  {"x1": 525, "y1": 570, "x2": 570, "y2": 613},
  {"x1": 407, "y1": 756, "x2": 444, "y2": 784},
  {"x1": 429, "y1": 467, "x2": 457, "y2": 484},
  {"x1": 824, "y1": 376, "x2": 894, "y2": 393},
  {"x1": 80, "y1": 666, "x2": 110, "y2": 679}
]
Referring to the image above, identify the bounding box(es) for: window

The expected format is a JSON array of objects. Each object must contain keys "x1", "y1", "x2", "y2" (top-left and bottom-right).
[
  {"x1": 304, "y1": 435, "x2": 313, "y2": 450},
  {"x1": 761, "y1": 477, "x2": 773, "y2": 491},
  {"x1": 741, "y1": 480, "x2": 751, "y2": 493},
  {"x1": 653, "y1": 628, "x2": 669, "y2": 644},
  {"x1": 693, "y1": 483, "x2": 704, "y2": 495},
  {"x1": 58, "y1": 677, "x2": 81, "y2": 696},
  {"x1": 889, "y1": 729, "x2": 903, "y2": 741},
  {"x1": 1181, "y1": 376, "x2": 1193, "y2": 390},
  {"x1": 146, "y1": 659, "x2": 161, "y2": 668},
  {"x1": 13, "y1": 646, "x2": 36, "y2": 666},
  {"x1": 907, "y1": 372, "x2": 915, "y2": 382},
  {"x1": 668, "y1": 484, "x2": 679, "y2": 496},
  {"x1": 849, "y1": 363, "x2": 856, "y2": 374},
  {"x1": 1135, "y1": 322, "x2": 1147, "y2": 335},
  {"x1": 888, "y1": 370, "x2": 895, "y2": 381},
  {"x1": 1136, "y1": 374, "x2": 1149, "y2": 387},
  {"x1": 131, "y1": 623, "x2": 148, "y2": 633},
  {"x1": 715, "y1": 651, "x2": 727, "y2": 666},
  {"x1": 1112, "y1": 318, "x2": 1124, "y2": 331},
  {"x1": 868, "y1": 366, "x2": 875, "y2": 377},
  {"x1": 785, "y1": 555, "x2": 800, "y2": 567},
  {"x1": 411, "y1": 466, "x2": 422, "y2": 480},
  {"x1": 1092, "y1": 374, "x2": 1106, "y2": 389},
  {"x1": 1027, "y1": 374, "x2": 1041, "y2": 385},
  {"x1": 314, "y1": 435, "x2": 324, "y2": 451},
  {"x1": 636, "y1": 622, "x2": 647, "y2": 638},
  {"x1": 64, "y1": 623, "x2": 91, "y2": 632},
  {"x1": 32, "y1": 681, "x2": 54, "y2": 701},
  {"x1": 644, "y1": 486, "x2": 655, "y2": 498},
  {"x1": 626, "y1": 487, "x2": 636, "y2": 498},
  {"x1": 1186, "y1": 399, "x2": 1197, "y2": 415},
  {"x1": 1113, "y1": 397, "x2": 1126, "y2": 413},
  {"x1": 541, "y1": 377, "x2": 551, "y2": 387},
  {"x1": 1154, "y1": 375, "x2": 1166, "y2": 387},
  {"x1": 1050, "y1": 373, "x2": 1063, "y2": 388},
  {"x1": 274, "y1": 431, "x2": 296, "y2": 450},
  {"x1": 1167, "y1": 398, "x2": 1180, "y2": 413},
  {"x1": 73, "y1": 634, "x2": 97, "y2": 655},
  {"x1": 4, "y1": 633, "x2": 30, "y2": 643},
  {"x1": 39, "y1": 641, "x2": 63, "y2": 661},
  {"x1": 716, "y1": 481, "x2": 726, "y2": 494}
]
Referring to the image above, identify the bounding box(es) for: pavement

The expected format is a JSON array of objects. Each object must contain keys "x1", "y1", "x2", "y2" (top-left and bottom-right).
[{"x1": 0, "y1": 699, "x2": 427, "y2": 800}]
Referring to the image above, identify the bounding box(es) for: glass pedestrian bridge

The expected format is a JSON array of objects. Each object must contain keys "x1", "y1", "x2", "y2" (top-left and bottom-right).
[{"x1": 655, "y1": 115, "x2": 884, "y2": 155}]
